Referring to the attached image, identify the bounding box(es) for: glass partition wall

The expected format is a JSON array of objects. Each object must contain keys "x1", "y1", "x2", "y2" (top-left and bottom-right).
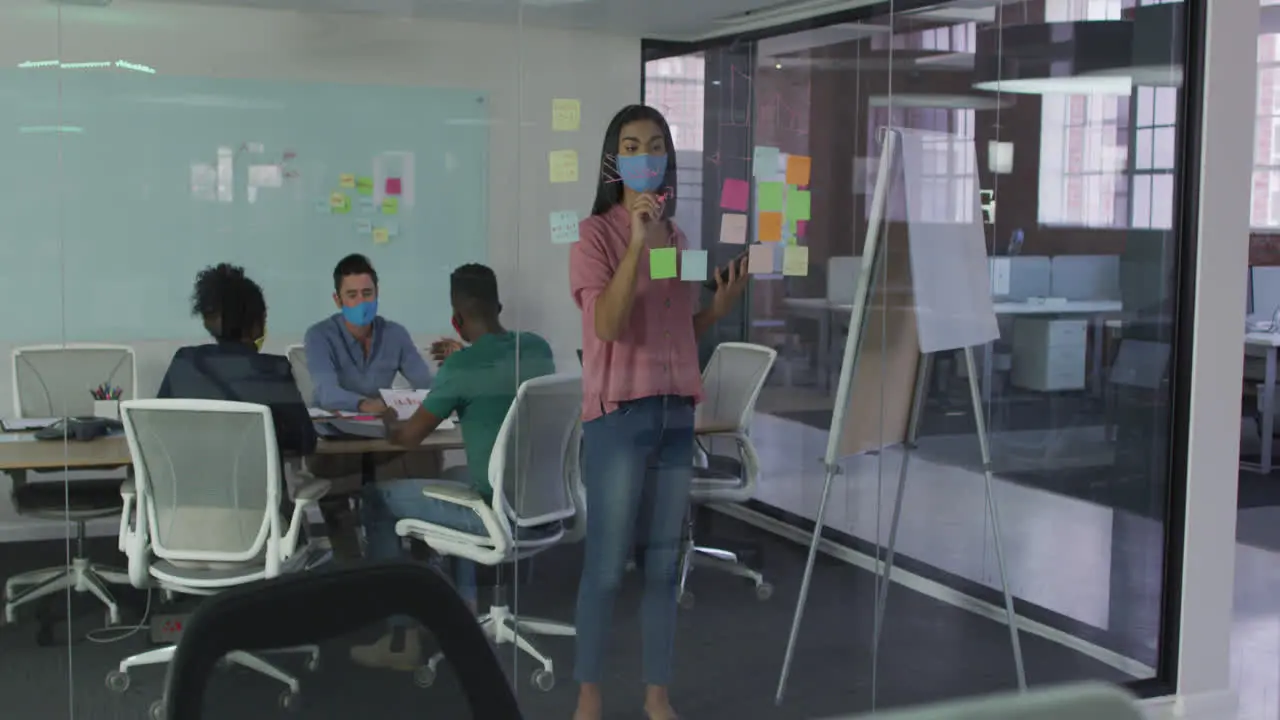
[{"x1": 645, "y1": 0, "x2": 1195, "y2": 710}]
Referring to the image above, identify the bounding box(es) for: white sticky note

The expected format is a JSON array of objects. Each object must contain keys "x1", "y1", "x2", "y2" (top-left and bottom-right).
[
  {"x1": 782, "y1": 246, "x2": 809, "y2": 277},
  {"x1": 384, "y1": 222, "x2": 400, "y2": 238},
  {"x1": 358, "y1": 197, "x2": 376, "y2": 212},
  {"x1": 355, "y1": 219, "x2": 372, "y2": 235},
  {"x1": 550, "y1": 210, "x2": 579, "y2": 244},
  {"x1": 720, "y1": 213, "x2": 748, "y2": 244},
  {"x1": 753, "y1": 146, "x2": 781, "y2": 178},
  {"x1": 680, "y1": 250, "x2": 708, "y2": 282},
  {"x1": 749, "y1": 244, "x2": 775, "y2": 275}
]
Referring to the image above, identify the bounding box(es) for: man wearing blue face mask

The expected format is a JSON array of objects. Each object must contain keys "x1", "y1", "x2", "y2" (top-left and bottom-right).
[{"x1": 303, "y1": 253, "x2": 434, "y2": 413}]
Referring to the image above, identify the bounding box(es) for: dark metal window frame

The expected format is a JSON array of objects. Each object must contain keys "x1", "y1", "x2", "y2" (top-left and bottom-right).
[{"x1": 639, "y1": 0, "x2": 1206, "y2": 700}]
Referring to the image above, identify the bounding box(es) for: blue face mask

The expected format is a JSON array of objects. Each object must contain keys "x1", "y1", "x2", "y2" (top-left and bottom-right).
[
  {"x1": 341, "y1": 300, "x2": 378, "y2": 327},
  {"x1": 617, "y1": 153, "x2": 667, "y2": 194}
]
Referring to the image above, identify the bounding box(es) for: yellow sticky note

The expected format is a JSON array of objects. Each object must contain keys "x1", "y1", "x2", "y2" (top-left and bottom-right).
[
  {"x1": 549, "y1": 150, "x2": 579, "y2": 183},
  {"x1": 758, "y1": 211, "x2": 783, "y2": 242},
  {"x1": 339, "y1": 174, "x2": 356, "y2": 189},
  {"x1": 552, "y1": 99, "x2": 582, "y2": 132},
  {"x1": 650, "y1": 247, "x2": 677, "y2": 279},
  {"x1": 372, "y1": 228, "x2": 390, "y2": 244},
  {"x1": 381, "y1": 197, "x2": 399, "y2": 215},
  {"x1": 329, "y1": 192, "x2": 345, "y2": 209},
  {"x1": 783, "y1": 246, "x2": 809, "y2": 276}
]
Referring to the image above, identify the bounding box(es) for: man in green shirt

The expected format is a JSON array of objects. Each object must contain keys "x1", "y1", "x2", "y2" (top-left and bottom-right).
[{"x1": 351, "y1": 263, "x2": 557, "y2": 671}]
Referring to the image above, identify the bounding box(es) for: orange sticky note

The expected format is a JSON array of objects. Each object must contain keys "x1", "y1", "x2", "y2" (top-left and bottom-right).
[
  {"x1": 786, "y1": 155, "x2": 812, "y2": 186},
  {"x1": 758, "y1": 211, "x2": 783, "y2": 242}
]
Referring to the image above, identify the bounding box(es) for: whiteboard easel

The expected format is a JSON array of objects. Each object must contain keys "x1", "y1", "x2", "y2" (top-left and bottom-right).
[{"x1": 774, "y1": 128, "x2": 1026, "y2": 705}]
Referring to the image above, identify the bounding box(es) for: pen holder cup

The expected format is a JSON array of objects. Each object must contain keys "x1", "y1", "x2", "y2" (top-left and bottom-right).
[{"x1": 93, "y1": 400, "x2": 120, "y2": 421}]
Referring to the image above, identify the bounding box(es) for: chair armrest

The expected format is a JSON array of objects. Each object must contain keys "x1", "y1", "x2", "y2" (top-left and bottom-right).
[
  {"x1": 420, "y1": 480, "x2": 487, "y2": 509},
  {"x1": 293, "y1": 478, "x2": 331, "y2": 505},
  {"x1": 120, "y1": 478, "x2": 136, "y2": 498}
]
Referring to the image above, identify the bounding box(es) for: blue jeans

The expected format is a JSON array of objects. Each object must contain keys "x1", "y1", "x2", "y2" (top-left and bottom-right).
[
  {"x1": 574, "y1": 395, "x2": 694, "y2": 687},
  {"x1": 361, "y1": 477, "x2": 485, "y2": 606}
]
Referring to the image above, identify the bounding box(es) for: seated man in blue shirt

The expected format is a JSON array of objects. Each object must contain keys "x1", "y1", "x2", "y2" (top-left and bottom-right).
[
  {"x1": 158, "y1": 264, "x2": 317, "y2": 459},
  {"x1": 350, "y1": 263, "x2": 557, "y2": 671},
  {"x1": 303, "y1": 253, "x2": 434, "y2": 413}
]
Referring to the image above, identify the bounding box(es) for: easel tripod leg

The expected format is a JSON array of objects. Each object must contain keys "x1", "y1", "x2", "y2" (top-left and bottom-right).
[
  {"x1": 962, "y1": 346, "x2": 1027, "y2": 690},
  {"x1": 870, "y1": 353, "x2": 933, "y2": 709},
  {"x1": 775, "y1": 465, "x2": 836, "y2": 705}
]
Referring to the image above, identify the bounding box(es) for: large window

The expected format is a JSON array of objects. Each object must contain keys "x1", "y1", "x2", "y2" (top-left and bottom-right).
[{"x1": 1255, "y1": 19, "x2": 1280, "y2": 227}]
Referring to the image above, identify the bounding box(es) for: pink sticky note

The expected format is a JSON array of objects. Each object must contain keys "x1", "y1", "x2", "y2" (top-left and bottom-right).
[
  {"x1": 385, "y1": 177, "x2": 403, "y2": 196},
  {"x1": 720, "y1": 178, "x2": 749, "y2": 212},
  {"x1": 748, "y1": 244, "x2": 775, "y2": 274},
  {"x1": 796, "y1": 220, "x2": 809, "y2": 239}
]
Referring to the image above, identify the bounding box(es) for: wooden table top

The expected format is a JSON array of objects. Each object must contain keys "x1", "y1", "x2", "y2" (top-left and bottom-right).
[{"x1": 0, "y1": 428, "x2": 464, "y2": 471}]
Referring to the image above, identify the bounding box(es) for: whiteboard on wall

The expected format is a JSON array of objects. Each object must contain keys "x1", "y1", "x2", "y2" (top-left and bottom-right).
[{"x1": 0, "y1": 71, "x2": 490, "y2": 341}]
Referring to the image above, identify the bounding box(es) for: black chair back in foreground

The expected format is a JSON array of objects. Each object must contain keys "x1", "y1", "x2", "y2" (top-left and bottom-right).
[{"x1": 164, "y1": 561, "x2": 524, "y2": 720}]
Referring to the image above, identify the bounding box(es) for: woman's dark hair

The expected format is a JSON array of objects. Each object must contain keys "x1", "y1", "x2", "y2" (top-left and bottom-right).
[
  {"x1": 191, "y1": 263, "x2": 267, "y2": 343},
  {"x1": 590, "y1": 104, "x2": 677, "y2": 219}
]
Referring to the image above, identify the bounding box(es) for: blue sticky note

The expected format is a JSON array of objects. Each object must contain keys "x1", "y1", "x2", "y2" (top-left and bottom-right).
[
  {"x1": 753, "y1": 146, "x2": 781, "y2": 178},
  {"x1": 355, "y1": 219, "x2": 372, "y2": 235},
  {"x1": 358, "y1": 197, "x2": 376, "y2": 212},
  {"x1": 680, "y1": 250, "x2": 708, "y2": 282}
]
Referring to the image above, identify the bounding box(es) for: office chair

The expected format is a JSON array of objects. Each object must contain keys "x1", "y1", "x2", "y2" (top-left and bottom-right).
[
  {"x1": 395, "y1": 372, "x2": 582, "y2": 691},
  {"x1": 284, "y1": 344, "x2": 314, "y2": 406},
  {"x1": 680, "y1": 342, "x2": 777, "y2": 607},
  {"x1": 4, "y1": 344, "x2": 137, "y2": 626},
  {"x1": 107, "y1": 399, "x2": 330, "y2": 719},
  {"x1": 164, "y1": 562, "x2": 524, "y2": 720}
]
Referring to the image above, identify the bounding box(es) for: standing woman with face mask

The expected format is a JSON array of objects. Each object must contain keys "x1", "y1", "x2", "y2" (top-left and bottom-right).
[{"x1": 569, "y1": 105, "x2": 749, "y2": 720}]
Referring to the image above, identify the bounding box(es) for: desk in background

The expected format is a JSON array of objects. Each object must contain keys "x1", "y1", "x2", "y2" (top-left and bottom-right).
[{"x1": 1246, "y1": 332, "x2": 1280, "y2": 474}]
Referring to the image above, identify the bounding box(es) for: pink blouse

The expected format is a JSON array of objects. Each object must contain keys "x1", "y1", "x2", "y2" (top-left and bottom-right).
[{"x1": 569, "y1": 204, "x2": 704, "y2": 422}]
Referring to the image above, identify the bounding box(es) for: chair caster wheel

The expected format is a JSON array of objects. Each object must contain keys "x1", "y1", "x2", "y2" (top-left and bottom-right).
[
  {"x1": 305, "y1": 654, "x2": 320, "y2": 672},
  {"x1": 106, "y1": 608, "x2": 121, "y2": 627},
  {"x1": 148, "y1": 699, "x2": 165, "y2": 720},
  {"x1": 106, "y1": 670, "x2": 130, "y2": 693},
  {"x1": 755, "y1": 582, "x2": 774, "y2": 601},
  {"x1": 413, "y1": 665, "x2": 436, "y2": 688},
  {"x1": 678, "y1": 591, "x2": 695, "y2": 609},
  {"x1": 279, "y1": 690, "x2": 300, "y2": 711},
  {"x1": 532, "y1": 669, "x2": 555, "y2": 692}
]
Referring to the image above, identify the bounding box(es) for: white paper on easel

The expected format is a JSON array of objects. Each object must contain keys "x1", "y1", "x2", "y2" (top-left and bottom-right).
[{"x1": 895, "y1": 128, "x2": 999, "y2": 354}]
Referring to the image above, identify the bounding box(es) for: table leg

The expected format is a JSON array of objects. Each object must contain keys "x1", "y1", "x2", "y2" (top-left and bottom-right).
[
  {"x1": 360, "y1": 452, "x2": 377, "y2": 486},
  {"x1": 1090, "y1": 318, "x2": 1105, "y2": 396},
  {"x1": 982, "y1": 341, "x2": 994, "y2": 413},
  {"x1": 1263, "y1": 348, "x2": 1276, "y2": 475}
]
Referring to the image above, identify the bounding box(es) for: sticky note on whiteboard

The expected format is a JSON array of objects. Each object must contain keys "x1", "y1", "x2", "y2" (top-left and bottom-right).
[
  {"x1": 550, "y1": 210, "x2": 579, "y2": 244},
  {"x1": 339, "y1": 173, "x2": 356, "y2": 189},
  {"x1": 381, "y1": 197, "x2": 399, "y2": 215},
  {"x1": 552, "y1": 99, "x2": 581, "y2": 131},
  {"x1": 749, "y1": 244, "x2": 775, "y2": 274},
  {"x1": 372, "y1": 228, "x2": 390, "y2": 244},
  {"x1": 549, "y1": 150, "x2": 579, "y2": 183},
  {"x1": 720, "y1": 213, "x2": 747, "y2": 244}
]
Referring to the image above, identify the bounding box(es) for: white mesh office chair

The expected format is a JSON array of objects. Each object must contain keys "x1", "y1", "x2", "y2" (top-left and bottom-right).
[
  {"x1": 4, "y1": 344, "x2": 138, "y2": 625},
  {"x1": 106, "y1": 399, "x2": 330, "y2": 719},
  {"x1": 680, "y1": 342, "x2": 777, "y2": 606},
  {"x1": 285, "y1": 344, "x2": 315, "y2": 406},
  {"x1": 395, "y1": 372, "x2": 582, "y2": 692}
]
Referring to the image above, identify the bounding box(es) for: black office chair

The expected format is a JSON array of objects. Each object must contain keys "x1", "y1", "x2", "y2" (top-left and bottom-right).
[{"x1": 163, "y1": 561, "x2": 524, "y2": 720}]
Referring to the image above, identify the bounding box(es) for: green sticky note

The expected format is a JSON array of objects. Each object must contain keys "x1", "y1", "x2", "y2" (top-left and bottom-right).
[
  {"x1": 381, "y1": 197, "x2": 399, "y2": 215},
  {"x1": 788, "y1": 219, "x2": 800, "y2": 241},
  {"x1": 650, "y1": 247, "x2": 677, "y2": 279},
  {"x1": 332, "y1": 195, "x2": 351, "y2": 215},
  {"x1": 789, "y1": 189, "x2": 811, "y2": 220},
  {"x1": 356, "y1": 176, "x2": 374, "y2": 195},
  {"x1": 757, "y1": 181, "x2": 785, "y2": 212}
]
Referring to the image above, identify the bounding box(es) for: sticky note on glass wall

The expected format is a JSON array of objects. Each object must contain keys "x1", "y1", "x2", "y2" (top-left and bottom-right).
[
  {"x1": 381, "y1": 197, "x2": 399, "y2": 215},
  {"x1": 372, "y1": 228, "x2": 390, "y2": 244},
  {"x1": 550, "y1": 210, "x2": 579, "y2": 244},
  {"x1": 786, "y1": 155, "x2": 812, "y2": 186},
  {"x1": 753, "y1": 146, "x2": 780, "y2": 178},
  {"x1": 758, "y1": 211, "x2": 783, "y2": 242},
  {"x1": 356, "y1": 176, "x2": 374, "y2": 195},
  {"x1": 339, "y1": 173, "x2": 356, "y2": 189},
  {"x1": 552, "y1": 99, "x2": 581, "y2": 131},
  {"x1": 680, "y1": 250, "x2": 708, "y2": 282},
  {"x1": 650, "y1": 247, "x2": 677, "y2": 279},
  {"x1": 549, "y1": 150, "x2": 580, "y2": 183},
  {"x1": 788, "y1": 189, "x2": 811, "y2": 220},
  {"x1": 757, "y1": 182, "x2": 785, "y2": 212},
  {"x1": 720, "y1": 178, "x2": 749, "y2": 212},
  {"x1": 783, "y1": 246, "x2": 809, "y2": 277},
  {"x1": 749, "y1": 244, "x2": 775, "y2": 275},
  {"x1": 356, "y1": 219, "x2": 372, "y2": 235},
  {"x1": 720, "y1": 213, "x2": 747, "y2": 244},
  {"x1": 385, "y1": 177, "x2": 403, "y2": 196},
  {"x1": 331, "y1": 193, "x2": 350, "y2": 214}
]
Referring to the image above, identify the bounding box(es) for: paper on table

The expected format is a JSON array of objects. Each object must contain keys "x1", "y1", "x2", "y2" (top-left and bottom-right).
[
  {"x1": 680, "y1": 249, "x2": 708, "y2": 282},
  {"x1": 720, "y1": 179, "x2": 749, "y2": 212},
  {"x1": 552, "y1": 99, "x2": 582, "y2": 131},
  {"x1": 550, "y1": 210, "x2": 579, "y2": 244},
  {"x1": 757, "y1": 182, "x2": 785, "y2": 212},
  {"x1": 549, "y1": 150, "x2": 580, "y2": 183},
  {"x1": 753, "y1": 146, "x2": 781, "y2": 178},
  {"x1": 650, "y1": 247, "x2": 677, "y2": 279},
  {"x1": 379, "y1": 389, "x2": 427, "y2": 420},
  {"x1": 749, "y1": 244, "x2": 775, "y2": 274},
  {"x1": 758, "y1": 211, "x2": 783, "y2": 242},
  {"x1": 1, "y1": 417, "x2": 58, "y2": 431},
  {"x1": 785, "y1": 155, "x2": 812, "y2": 186},
  {"x1": 782, "y1": 246, "x2": 810, "y2": 276},
  {"x1": 307, "y1": 408, "x2": 333, "y2": 419},
  {"x1": 720, "y1": 213, "x2": 747, "y2": 244}
]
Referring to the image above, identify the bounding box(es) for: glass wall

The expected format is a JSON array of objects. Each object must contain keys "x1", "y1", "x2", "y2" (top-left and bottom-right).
[{"x1": 0, "y1": 0, "x2": 1207, "y2": 717}]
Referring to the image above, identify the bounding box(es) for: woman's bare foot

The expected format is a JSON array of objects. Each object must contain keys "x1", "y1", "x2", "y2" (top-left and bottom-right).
[
  {"x1": 644, "y1": 686, "x2": 678, "y2": 720},
  {"x1": 573, "y1": 683, "x2": 603, "y2": 720}
]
